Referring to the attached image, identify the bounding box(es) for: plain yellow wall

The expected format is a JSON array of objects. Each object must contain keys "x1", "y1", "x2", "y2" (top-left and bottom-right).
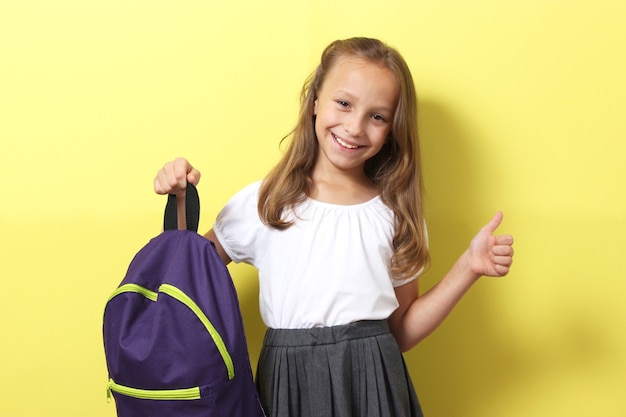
[{"x1": 1, "y1": 1, "x2": 625, "y2": 416}]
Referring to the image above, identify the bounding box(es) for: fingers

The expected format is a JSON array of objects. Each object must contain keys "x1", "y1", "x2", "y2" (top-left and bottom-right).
[
  {"x1": 494, "y1": 234, "x2": 514, "y2": 246},
  {"x1": 482, "y1": 211, "x2": 504, "y2": 233},
  {"x1": 493, "y1": 254, "x2": 513, "y2": 266},
  {"x1": 173, "y1": 157, "x2": 201, "y2": 186},
  {"x1": 492, "y1": 241, "x2": 514, "y2": 276},
  {"x1": 494, "y1": 231, "x2": 513, "y2": 257},
  {"x1": 153, "y1": 157, "x2": 201, "y2": 195},
  {"x1": 493, "y1": 264, "x2": 511, "y2": 276},
  {"x1": 187, "y1": 168, "x2": 201, "y2": 186},
  {"x1": 492, "y1": 239, "x2": 514, "y2": 256}
]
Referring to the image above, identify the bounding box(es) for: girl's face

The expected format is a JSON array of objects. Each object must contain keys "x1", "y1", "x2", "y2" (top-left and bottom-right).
[{"x1": 313, "y1": 56, "x2": 399, "y2": 180}]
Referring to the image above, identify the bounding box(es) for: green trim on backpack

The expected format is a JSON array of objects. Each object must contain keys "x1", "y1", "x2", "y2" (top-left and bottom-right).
[
  {"x1": 108, "y1": 283, "x2": 158, "y2": 302},
  {"x1": 107, "y1": 379, "x2": 201, "y2": 401}
]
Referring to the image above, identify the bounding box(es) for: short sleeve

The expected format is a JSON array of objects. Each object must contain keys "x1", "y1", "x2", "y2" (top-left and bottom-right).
[
  {"x1": 213, "y1": 181, "x2": 264, "y2": 265},
  {"x1": 391, "y1": 267, "x2": 423, "y2": 288}
]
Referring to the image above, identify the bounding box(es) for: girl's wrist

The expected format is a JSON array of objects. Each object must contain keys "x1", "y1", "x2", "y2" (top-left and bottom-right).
[{"x1": 457, "y1": 250, "x2": 482, "y2": 284}]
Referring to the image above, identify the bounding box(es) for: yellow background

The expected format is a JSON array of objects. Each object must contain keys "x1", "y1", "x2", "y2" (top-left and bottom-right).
[{"x1": 1, "y1": 1, "x2": 625, "y2": 416}]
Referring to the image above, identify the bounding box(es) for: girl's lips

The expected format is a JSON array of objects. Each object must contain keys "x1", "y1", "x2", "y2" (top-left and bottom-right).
[{"x1": 332, "y1": 133, "x2": 361, "y2": 149}]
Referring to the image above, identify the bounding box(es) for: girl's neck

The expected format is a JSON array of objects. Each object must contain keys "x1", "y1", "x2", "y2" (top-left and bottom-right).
[{"x1": 309, "y1": 172, "x2": 379, "y2": 205}]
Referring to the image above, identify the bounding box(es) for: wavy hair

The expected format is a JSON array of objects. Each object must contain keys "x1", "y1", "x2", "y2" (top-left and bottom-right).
[{"x1": 258, "y1": 37, "x2": 429, "y2": 279}]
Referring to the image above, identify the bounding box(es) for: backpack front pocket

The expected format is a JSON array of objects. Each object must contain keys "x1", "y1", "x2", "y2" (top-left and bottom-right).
[{"x1": 106, "y1": 283, "x2": 235, "y2": 380}]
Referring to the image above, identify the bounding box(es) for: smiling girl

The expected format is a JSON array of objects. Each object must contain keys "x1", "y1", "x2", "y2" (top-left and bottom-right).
[{"x1": 154, "y1": 37, "x2": 514, "y2": 417}]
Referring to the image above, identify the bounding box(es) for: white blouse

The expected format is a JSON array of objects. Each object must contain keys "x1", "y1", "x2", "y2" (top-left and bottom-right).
[{"x1": 213, "y1": 181, "x2": 420, "y2": 329}]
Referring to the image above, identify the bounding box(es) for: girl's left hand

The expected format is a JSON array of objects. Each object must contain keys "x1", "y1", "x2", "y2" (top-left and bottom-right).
[{"x1": 468, "y1": 212, "x2": 514, "y2": 277}]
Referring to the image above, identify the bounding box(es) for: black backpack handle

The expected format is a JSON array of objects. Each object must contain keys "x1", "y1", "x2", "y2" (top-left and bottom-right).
[{"x1": 163, "y1": 183, "x2": 200, "y2": 232}]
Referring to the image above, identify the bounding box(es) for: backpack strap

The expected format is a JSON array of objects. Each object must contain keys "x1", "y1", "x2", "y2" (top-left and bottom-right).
[{"x1": 163, "y1": 183, "x2": 200, "y2": 232}]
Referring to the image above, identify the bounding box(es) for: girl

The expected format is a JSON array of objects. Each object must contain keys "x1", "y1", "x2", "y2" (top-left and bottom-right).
[{"x1": 154, "y1": 37, "x2": 514, "y2": 417}]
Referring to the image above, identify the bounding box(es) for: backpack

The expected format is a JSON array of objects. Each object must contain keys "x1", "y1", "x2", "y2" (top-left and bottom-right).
[{"x1": 103, "y1": 184, "x2": 265, "y2": 417}]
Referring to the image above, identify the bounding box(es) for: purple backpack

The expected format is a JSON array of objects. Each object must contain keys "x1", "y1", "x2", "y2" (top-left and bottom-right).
[{"x1": 103, "y1": 184, "x2": 265, "y2": 417}]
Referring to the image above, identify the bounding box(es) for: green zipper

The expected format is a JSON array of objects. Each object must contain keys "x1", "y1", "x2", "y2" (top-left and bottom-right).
[
  {"x1": 106, "y1": 283, "x2": 235, "y2": 380},
  {"x1": 159, "y1": 283, "x2": 235, "y2": 380},
  {"x1": 108, "y1": 283, "x2": 158, "y2": 302},
  {"x1": 107, "y1": 379, "x2": 200, "y2": 401}
]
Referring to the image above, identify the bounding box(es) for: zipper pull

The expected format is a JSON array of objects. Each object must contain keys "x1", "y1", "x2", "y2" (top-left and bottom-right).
[{"x1": 106, "y1": 380, "x2": 112, "y2": 403}]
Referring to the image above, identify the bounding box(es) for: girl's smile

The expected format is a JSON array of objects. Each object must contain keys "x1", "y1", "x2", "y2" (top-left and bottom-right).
[{"x1": 332, "y1": 132, "x2": 362, "y2": 149}]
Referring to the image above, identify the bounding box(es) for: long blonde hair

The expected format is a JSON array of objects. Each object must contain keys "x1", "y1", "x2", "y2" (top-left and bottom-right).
[{"x1": 258, "y1": 37, "x2": 430, "y2": 279}]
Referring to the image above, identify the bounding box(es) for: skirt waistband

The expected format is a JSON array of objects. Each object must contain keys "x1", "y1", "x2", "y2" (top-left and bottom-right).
[{"x1": 263, "y1": 320, "x2": 391, "y2": 347}]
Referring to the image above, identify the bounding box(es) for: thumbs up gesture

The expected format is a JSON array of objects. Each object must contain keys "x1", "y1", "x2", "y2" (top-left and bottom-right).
[{"x1": 468, "y1": 212, "x2": 514, "y2": 278}]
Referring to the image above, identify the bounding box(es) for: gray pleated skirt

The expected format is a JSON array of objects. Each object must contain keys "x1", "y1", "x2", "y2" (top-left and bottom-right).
[{"x1": 256, "y1": 320, "x2": 423, "y2": 417}]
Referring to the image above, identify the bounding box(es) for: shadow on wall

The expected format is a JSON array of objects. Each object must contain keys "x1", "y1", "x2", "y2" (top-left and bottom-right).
[
  {"x1": 407, "y1": 97, "x2": 516, "y2": 415},
  {"x1": 406, "y1": 99, "x2": 615, "y2": 416}
]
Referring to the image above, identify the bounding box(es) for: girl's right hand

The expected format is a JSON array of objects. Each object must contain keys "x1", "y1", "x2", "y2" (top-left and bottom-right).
[{"x1": 153, "y1": 157, "x2": 201, "y2": 196}]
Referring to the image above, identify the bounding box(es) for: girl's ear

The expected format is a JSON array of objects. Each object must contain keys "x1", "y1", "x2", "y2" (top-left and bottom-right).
[{"x1": 313, "y1": 98, "x2": 318, "y2": 115}]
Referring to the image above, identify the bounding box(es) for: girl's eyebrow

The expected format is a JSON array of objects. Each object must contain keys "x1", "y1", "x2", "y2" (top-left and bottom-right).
[{"x1": 334, "y1": 89, "x2": 356, "y2": 99}]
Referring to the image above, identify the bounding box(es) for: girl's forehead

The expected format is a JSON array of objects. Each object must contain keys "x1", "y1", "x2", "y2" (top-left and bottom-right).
[
  {"x1": 324, "y1": 56, "x2": 396, "y2": 85},
  {"x1": 321, "y1": 57, "x2": 399, "y2": 103},
  {"x1": 329, "y1": 56, "x2": 381, "y2": 73}
]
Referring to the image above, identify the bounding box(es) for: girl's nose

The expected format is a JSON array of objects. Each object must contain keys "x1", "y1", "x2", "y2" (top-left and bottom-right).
[{"x1": 343, "y1": 115, "x2": 365, "y2": 136}]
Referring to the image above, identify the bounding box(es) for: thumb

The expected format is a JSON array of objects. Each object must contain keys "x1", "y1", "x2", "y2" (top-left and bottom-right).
[
  {"x1": 186, "y1": 168, "x2": 201, "y2": 187},
  {"x1": 482, "y1": 211, "x2": 503, "y2": 233}
]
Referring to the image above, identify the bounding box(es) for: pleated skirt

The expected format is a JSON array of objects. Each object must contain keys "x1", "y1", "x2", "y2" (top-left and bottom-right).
[{"x1": 256, "y1": 320, "x2": 424, "y2": 417}]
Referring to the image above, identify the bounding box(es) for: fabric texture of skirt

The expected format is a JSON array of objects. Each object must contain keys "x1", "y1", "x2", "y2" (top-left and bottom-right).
[{"x1": 256, "y1": 320, "x2": 423, "y2": 417}]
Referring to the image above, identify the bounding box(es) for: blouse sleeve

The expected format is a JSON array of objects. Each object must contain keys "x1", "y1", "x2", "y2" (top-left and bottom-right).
[
  {"x1": 391, "y1": 267, "x2": 423, "y2": 287},
  {"x1": 213, "y1": 181, "x2": 263, "y2": 265}
]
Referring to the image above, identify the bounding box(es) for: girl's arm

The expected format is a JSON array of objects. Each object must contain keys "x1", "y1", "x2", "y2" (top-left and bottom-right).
[
  {"x1": 204, "y1": 229, "x2": 232, "y2": 265},
  {"x1": 388, "y1": 212, "x2": 514, "y2": 352}
]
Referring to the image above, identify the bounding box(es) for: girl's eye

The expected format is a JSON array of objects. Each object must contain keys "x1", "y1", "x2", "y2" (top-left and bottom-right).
[
  {"x1": 337, "y1": 100, "x2": 350, "y2": 107},
  {"x1": 372, "y1": 114, "x2": 386, "y2": 122}
]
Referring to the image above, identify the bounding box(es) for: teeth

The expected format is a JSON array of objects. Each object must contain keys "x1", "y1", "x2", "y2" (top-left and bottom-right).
[{"x1": 334, "y1": 134, "x2": 359, "y2": 149}]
